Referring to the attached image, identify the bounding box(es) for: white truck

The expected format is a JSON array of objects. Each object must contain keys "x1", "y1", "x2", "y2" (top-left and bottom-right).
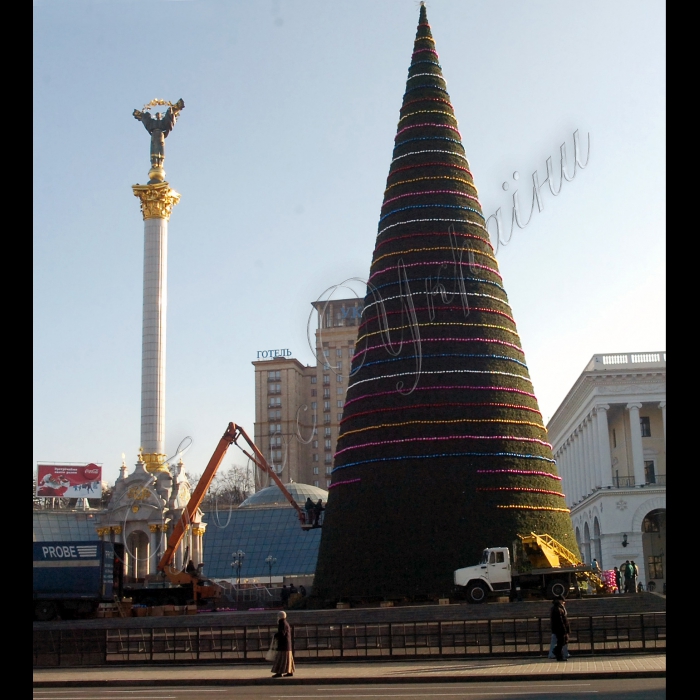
[{"x1": 453, "y1": 533, "x2": 603, "y2": 604}]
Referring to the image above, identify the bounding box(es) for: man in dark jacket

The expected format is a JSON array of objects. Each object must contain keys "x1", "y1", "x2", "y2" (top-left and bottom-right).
[{"x1": 550, "y1": 595, "x2": 571, "y2": 662}]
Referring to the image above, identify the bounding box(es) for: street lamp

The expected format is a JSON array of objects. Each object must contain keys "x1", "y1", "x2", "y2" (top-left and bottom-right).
[
  {"x1": 265, "y1": 555, "x2": 277, "y2": 588},
  {"x1": 231, "y1": 549, "x2": 246, "y2": 587}
]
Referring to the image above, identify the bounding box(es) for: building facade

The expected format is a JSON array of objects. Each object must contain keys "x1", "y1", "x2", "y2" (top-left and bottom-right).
[
  {"x1": 546, "y1": 352, "x2": 666, "y2": 591},
  {"x1": 253, "y1": 297, "x2": 363, "y2": 489}
]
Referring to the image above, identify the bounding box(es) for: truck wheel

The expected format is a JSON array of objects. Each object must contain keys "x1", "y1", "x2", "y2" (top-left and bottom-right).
[
  {"x1": 35, "y1": 602, "x2": 58, "y2": 621},
  {"x1": 466, "y1": 581, "x2": 488, "y2": 604},
  {"x1": 546, "y1": 579, "x2": 568, "y2": 599}
]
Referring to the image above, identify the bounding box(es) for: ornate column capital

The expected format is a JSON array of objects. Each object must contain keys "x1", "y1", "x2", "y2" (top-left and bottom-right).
[
  {"x1": 132, "y1": 182, "x2": 180, "y2": 221},
  {"x1": 111, "y1": 525, "x2": 123, "y2": 535},
  {"x1": 149, "y1": 524, "x2": 160, "y2": 533},
  {"x1": 96, "y1": 527, "x2": 110, "y2": 537},
  {"x1": 658, "y1": 401, "x2": 666, "y2": 409},
  {"x1": 626, "y1": 402, "x2": 643, "y2": 411},
  {"x1": 594, "y1": 403, "x2": 610, "y2": 413},
  {"x1": 160, "y1": 524, "x2": 169, "y2": 532},
  {"x1": 139, "y1": 451, "x2": 170, "y2": 474}
]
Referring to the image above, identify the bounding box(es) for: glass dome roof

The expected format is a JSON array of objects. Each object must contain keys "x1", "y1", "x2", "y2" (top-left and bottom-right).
[{"x1": 239, "y1": 482, "x2": 328, "y2": 509}]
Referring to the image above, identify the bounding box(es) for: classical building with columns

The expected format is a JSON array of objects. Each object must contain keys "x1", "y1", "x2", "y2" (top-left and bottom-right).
[{"x1": 547, "y1": 352, "x2": 666, "y2": 591}]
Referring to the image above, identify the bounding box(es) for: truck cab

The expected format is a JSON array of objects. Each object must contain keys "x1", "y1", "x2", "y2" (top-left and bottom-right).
[{"x1": 454, "y1": 547, "x2": 512, "y2": 603}]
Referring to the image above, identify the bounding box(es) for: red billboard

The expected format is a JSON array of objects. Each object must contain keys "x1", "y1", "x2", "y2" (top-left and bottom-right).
[{"x1": 36, "y1": 464, "x2": 102, "y2": 498}]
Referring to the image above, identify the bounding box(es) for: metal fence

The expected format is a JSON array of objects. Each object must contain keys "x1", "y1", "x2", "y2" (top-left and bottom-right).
[{"x1": 33, "y1": 612, "x2": 665, "y2": 667}]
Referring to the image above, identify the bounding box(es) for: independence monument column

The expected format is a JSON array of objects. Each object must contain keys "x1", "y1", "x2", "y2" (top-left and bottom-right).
[{"x1": 131, "y1": 98, "x2": 185, "y2": 473}]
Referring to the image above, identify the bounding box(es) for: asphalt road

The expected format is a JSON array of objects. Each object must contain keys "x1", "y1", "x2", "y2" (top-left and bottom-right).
[{"x1": 32, "y1": 678, "x2": 666, "y2": 700}]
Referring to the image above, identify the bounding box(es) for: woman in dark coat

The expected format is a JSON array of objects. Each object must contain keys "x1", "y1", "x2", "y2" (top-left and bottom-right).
[
  {"x1": 271, "y1": 611, "x2": 295, "y2": 677},
  {"x1": 550, "y1": 595, "x2": 571, "y2": 662}
]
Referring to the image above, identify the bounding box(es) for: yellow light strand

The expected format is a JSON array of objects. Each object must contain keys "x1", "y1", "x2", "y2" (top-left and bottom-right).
[
  {"x1": 372, "y1": 245, "x2": 497, "y2": 267},
  {"x1": 356, "y1": 322, "x2": 521, "y2": 344},
  {"x1": 339, "y1": 418, "x2": 546, "y2": 440},
  {"x1": 496, "y1": 505, "x2": 571, "y2": 513},
  {"x1": 398, "y1": 110, "x2": 457, "y2": 124},
  {"x1": 386, "y1": 175, "x2": 478, "y2": 194}
]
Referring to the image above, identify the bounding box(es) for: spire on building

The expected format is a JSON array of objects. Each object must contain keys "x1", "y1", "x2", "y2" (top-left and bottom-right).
[{"x1": 313, "y1": 5, "x2": 578, "y2": 600}]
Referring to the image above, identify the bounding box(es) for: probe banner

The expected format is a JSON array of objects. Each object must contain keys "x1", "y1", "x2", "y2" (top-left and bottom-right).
[{"x1": 36, "y1": 464, "x2": 102, "y2": 498}]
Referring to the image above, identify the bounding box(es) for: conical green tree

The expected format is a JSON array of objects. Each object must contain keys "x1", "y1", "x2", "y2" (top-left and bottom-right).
[{"x1": 313, "y1": 4, "x2": 579, "y2": 601}]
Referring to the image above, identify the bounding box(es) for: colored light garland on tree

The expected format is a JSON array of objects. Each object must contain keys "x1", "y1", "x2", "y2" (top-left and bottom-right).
[
  {"x1": 476, "y1": 487, "x2": 564, "y2": 497},
  {"x1": 379, "y1": 203, "x2": 484, "y2": 224},
  {"x1": 477, "y1": 469, "x2": 562, "y2": 480},
  {"x1": 356, "y1": 353, "x2": 528, "y2": 372},
  {"x1": 496, "y1": 505, "x2": 570, "y2": 513},
  {"x1": 328, "y1": 478, "x2": 361, "y2": 490}
]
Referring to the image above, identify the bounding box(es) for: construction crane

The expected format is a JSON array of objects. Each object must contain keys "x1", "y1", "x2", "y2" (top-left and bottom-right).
[{"x1": 157, "y1": 422, "x2": 315, "y2": 593}]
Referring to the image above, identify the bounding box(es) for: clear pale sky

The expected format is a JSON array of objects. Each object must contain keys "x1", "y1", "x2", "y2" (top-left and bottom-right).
[{"x1": 33, "y1": 0, "x2": 665, "y2": 486}]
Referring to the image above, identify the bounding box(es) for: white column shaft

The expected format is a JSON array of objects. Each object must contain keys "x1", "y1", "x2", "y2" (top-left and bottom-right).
[
  {"x1": 591, "y1": 412, "x2": 602, "y2": 489},
  {"x1": 659, "y1": 402, "x2": 666, "y2": 446},
  {"x1": 586, "y1": 417, "x2": 595, "y2": 495},
  {"x1": 149, "y1": 529, "x2": 158, "y2": 576},
  {"x1": 141, "y1": 216, "x2": 168, "y2": 455},
  {"x1": 596, "y1": 405, "x2": 613, "y2": 487},
  {"x1": 627, "y1": 403, "x2": 646, "y2": 486}
]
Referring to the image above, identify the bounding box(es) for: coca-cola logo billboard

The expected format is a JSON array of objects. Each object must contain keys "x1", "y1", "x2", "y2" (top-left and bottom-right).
[{"x1": 36, "y1": 464, "x2": 103, "y2": 498}]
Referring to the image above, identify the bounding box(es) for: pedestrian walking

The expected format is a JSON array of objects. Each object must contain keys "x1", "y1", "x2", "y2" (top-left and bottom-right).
[
  {"x1": 550, "y1": 595, "x2": 570, "y2": 662},
  {"x1": 614, "y1": 566, "x2": 622, "y2": 594},
  {"x1": 271, "y1": 611, "x2": 295, "y2": 678},
  {"x1": 280, "y1": 584, "x2": 290, "y2": 608}
]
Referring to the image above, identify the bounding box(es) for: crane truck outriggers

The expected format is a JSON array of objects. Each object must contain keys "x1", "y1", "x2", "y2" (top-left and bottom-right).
[{"x1": 454, "y1": 532, "x2": 606, "y2": 603}]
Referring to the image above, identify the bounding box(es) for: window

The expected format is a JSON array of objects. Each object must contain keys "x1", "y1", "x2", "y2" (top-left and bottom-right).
[
  {"x1": 337, "y1": 387, "x2": 344, "y2": 395},
  {"x1": 324, "y1": 454, "x2": 332, "y2": 464},
  {"x1": 313, "y1": 480, "x2": 320, "y2": 487},
  {"x1": 324, "y1": 401, "x2": 331, "y2": 411},
  {"x1": 269, "y1": 424, "x2": 281, "y2": 435},
  {"x1": 325, "y1": 439, "x2": 332, "y2": 449},
  {"x1": 270, "y1": 436, "x2": 282, "y2": 447},
  {"x1": 336, "y1": 348, "x2": 343, "y2": 357},
  {"x1": 268, "y1": 383, "x2": 281, "y2": 394},
  {"x1": 337, "y1": 413, "x2": 343, "y2": 421},
  {"x1": 324, "y1": 427, "x2": 331, "y2": 437},
  {"x1": 311, "y1": 401, "x2": 317, "y2": 410},
  {"x1": 337, "y1": 374, "x2": 343, "y2": 383},
  {"x1": 324, "y1": 363, "x2": 330, "y2": 371},
  {"x1": 324, "y1": 413, "x2": 331, "y2": 424},
  {"x1": 337, "y1": 361, "x2": 342, "y2": 371},
  {"x1": 325, "y1": 467, "x2": 332, "y2": 474},
  {"x1": 313, "y1": 427, "x2": 317, "y2": 435},
  {"x1": 268, "y1": 410, "x2": 281, "y2": 421},
  {"x1": 312, "y1": 454, "x2": 319, "y2": 462},
  {"x1": 327, "y1": 479, "x2": 332, "y2": 487},
  {"x1": 323, "y1": 375, "x2": 330, "y2": 385},
  {"x1": 323, "y1": 349, "x2": 330, "y2": 357},
  {"x1": 311, "y1": 389, "x2": 317, "y2": 397},
  {"x1": 640, "y1": 416, "x2": 651, "y2": 437},
  {"x1": 311, "y1": 376, "x2": 317, "y2": 384},
  {"x1": 312, "y1": 440, "x2": 318, "y2": 449},
  {"x1": 496, "y1": 551, "x2": 505, "y2": 563},
  {"x1": 644, "y1": 460, "x2": 656, "y2": 484},
  {"x1": 270, "y1": 449, "x2": 282, "y2": 461},
  {"x1": 647, "y1": 555, "x2": 663, "y2": 580},
  {"x1": 323, "y1": 389, "x2": 330, "y2": 399},
  {"x1": 337, "y1": 400, "x2": 344, "y2": 408},
  {"x1": 267, "y1": 370, "x2": 281, "y2": 381},
  {"x1": 489, "y1": 551, "x2": 495, "y2": 564},
  {"x1": 269, "y1": 397, "x2": 281, "y2": 407},
  {"x1": 313, "y1": 467, "x2": 319, "y2": 475},
  {"x1": 612, "y1": 429, "x2": 617, "y2": 448}
]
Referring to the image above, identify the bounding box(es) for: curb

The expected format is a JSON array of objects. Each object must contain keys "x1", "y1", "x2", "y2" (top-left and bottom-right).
[{"x1": 33, "y1": 670, "x2": 666, "y2": 687}]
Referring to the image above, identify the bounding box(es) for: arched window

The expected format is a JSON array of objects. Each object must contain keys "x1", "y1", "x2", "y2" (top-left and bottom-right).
[
  {"x1": 582, "y1": 522, "x2": 591, "y2": 564},
  {"x1": 575, "y1": 526, "x2": 581, "y2": 554}
]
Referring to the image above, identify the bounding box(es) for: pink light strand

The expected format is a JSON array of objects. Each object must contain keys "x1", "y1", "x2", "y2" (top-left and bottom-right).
[{"x1": 328, "y1": 478, "x2": 361, "y2": 490}]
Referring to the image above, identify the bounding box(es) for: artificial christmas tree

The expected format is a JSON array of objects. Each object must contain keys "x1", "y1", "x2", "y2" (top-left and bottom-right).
[{"x1": 313, "y1": 3, "x2": 579, "y2": 601}]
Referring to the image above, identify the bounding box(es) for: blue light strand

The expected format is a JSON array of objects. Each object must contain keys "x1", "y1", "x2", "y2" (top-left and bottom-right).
[
  {"x1": 377, "y1": 216, "x2": 489, "y2": 237},
  {"x1": 379, "y1": 203, "x2": 486, "y2": 223},
  {"x1": 357, "y1": 353, "x2": 529, "y2": 370},
  {"x1": 332, "y1": 451, "x2": 556, "y2": 472}
]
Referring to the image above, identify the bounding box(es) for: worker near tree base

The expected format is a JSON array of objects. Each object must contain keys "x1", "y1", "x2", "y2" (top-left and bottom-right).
[{"x1": 550, "y1": 595, "x2": 571, "y2": 662}]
